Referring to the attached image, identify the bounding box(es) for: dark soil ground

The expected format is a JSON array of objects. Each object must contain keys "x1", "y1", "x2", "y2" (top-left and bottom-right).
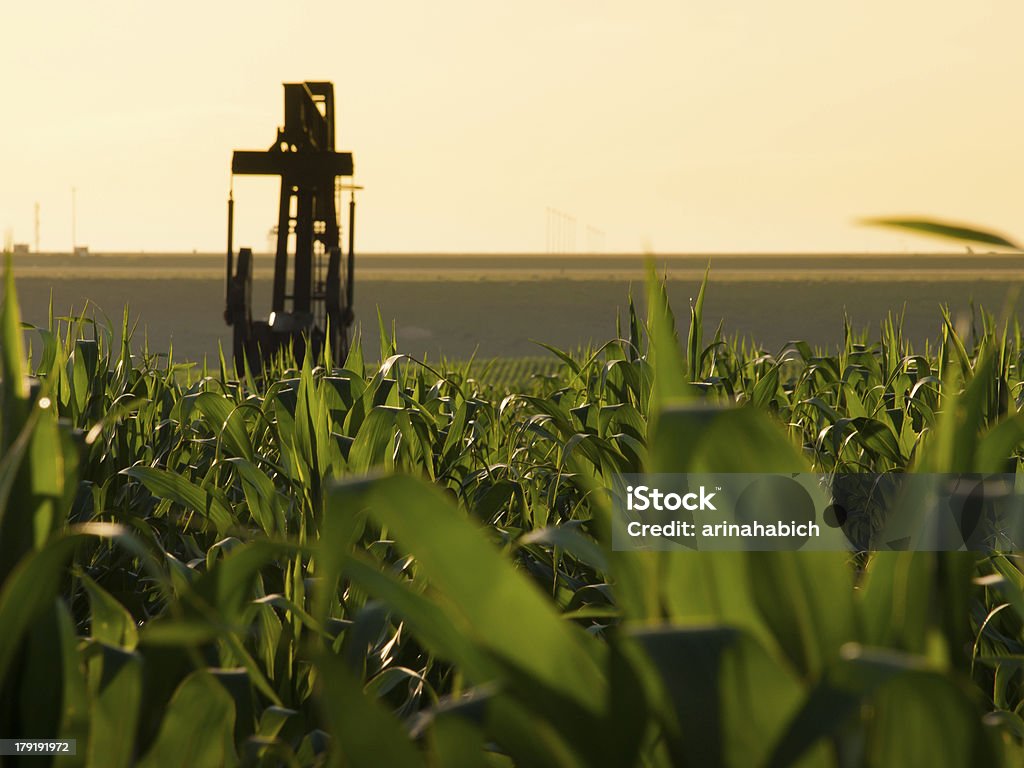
[{"x1": 10, "y1": 252, "x2": 1024, "y2": 363}]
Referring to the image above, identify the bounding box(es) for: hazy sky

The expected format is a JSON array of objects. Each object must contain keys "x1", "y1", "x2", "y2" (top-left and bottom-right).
[{"x1": 3, "y1": 2, "x2": 1023, "y2": 253}]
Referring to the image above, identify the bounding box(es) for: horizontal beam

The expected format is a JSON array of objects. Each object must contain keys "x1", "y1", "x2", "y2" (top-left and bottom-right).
[{"x1": 232, "y1": 150, "x2": 353, "y2": 178}]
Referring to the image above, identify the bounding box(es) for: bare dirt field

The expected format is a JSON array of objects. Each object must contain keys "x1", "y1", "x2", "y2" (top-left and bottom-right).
[{"x1": 9, "y1": 252, "x2": 1024, "y2": 363}]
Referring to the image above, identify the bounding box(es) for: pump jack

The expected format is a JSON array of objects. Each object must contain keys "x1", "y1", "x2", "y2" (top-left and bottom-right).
[{"x1": 224, "y1": 81, "x2": 358, "y2": 372}]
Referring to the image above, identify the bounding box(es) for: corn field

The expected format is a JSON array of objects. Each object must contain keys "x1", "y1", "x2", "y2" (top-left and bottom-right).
[{"x1": 4, "y1": 255, "x2": 1024, "y2": 767}]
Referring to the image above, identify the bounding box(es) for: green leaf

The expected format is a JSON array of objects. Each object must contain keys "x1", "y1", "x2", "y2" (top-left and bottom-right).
[
  {"x1": 687, "y1": 265, "x2": 709, "y2": 381},
  {"x1": 254, "y1": 704, "x2": 296, "y2": 741},
  {"x1": 0, "y1": 400, "x2": 44, "y2": 583},
  {"x1": 339, "y1": 553, "x2": 495, "y2": 682},
  {"x1": 645, "y1": 262, "x2": 694, "y2": 421},
  {"x1": 193, "y1": 392, "x2": 254, "y2": 463},
  {"x1": 516, "y1": 525, "x2": 609, "y2": 575},
  {"x1": 18, "y1": 602, "x2": 64, "y2": 748},
  {"x1": 225, "y1": 457, "x2": 286, "y2": 535},
  {"x1": 747, "y1": 551, "x2": 860, "y2": 679},
  {"x1": 751, "y1": 364, "x2": 780, "y2": 409},
  {"x1": 86, "y1": 643, "x2": 143, "y2": 768},
  {"x1": 862, "y1": 218, "x2": 1019, "y2": 249},
  {"x1": 340, "y1": 475, "x2": 606, "y2": 713},
  {"x1": 859, "y1": 552, "x2": 930, "y2": 654},
  {"x1": 349, "y1": 406, "x2": 401, "y2": 472},
  {"x1": 82, "y1": 573, "x2": 139, "y2": 649},
  {"x1": 123, "y1": 466, "x2": 234, "y2": 535},
  {"x1": 917, "y1": 352, "x2": 995, "y2": 472},
  {"x1": 1, "y1": 253, "x2": 29, "y2": 449},
  {"x1": 138, "y1": 671, "x2": 239, "y2": 768},
  {"x1": 662, "y1": 551, "x2": 776, "y2": 654},
  {"x1": 426, "y1": 709, "x2": 488, "y2": 768},
  {"x1": 316, "y1": 651, "x2": 425, "y2": 768},
  {"x1": 630, "y1": 625, "x2": 812, "y2": 768},
  {"x1": 849, "y1": 417, "x2": 904, "y2": 464},
  {"x1": 976, "y1": 413, "x2": 1024, "y2": 473},
  {"x1": 769, "y1": 646, "x2": 998, "y2": 768},
  {"x1": 650, "y1": 404, "x2": 808, "y2": 474},
  {"x1": 0, "y1": 533, "x2": 87, "y2": 685},
  {"x1": 54, "y1": 601, "x2": 88, "y2": 768}
]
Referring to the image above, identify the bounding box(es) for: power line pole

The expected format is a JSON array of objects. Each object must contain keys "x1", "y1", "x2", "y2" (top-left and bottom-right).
[
  {"x1": 34, "y1": 202, "x2": 39, "y2": 253},
  {"x1": 545, "y1": 207, "x2": 551, "y2": 253}
]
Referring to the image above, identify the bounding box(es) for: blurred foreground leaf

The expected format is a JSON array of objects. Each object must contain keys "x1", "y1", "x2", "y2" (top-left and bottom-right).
[{"x1": 862, "y1": 218, "x2": 1019, "y2": 249}]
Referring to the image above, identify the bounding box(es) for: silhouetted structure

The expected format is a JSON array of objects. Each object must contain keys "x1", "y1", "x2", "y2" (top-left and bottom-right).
[{"x1": 225, "y1": 81, "x2": 358, "y2": 372}]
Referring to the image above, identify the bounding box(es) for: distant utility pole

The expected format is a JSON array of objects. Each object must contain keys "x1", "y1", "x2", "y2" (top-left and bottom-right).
[
  {"x1": 34, "y1": 202, "x2": 40, "y2": 253},
  {"x1": 546, "y1": 207, "x2": 556, "y2": 253},
  {"x1": 71, "y1": 186, "x2": 77, "y2": 252},
  {"x1": 546, "y1": 207, "x2": 558, "y2": 253},
  {"x1": 546, "y1": 208, "x2": 580, "y2": 254}
]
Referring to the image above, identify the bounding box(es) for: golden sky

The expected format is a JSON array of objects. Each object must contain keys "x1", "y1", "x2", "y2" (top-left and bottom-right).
[{"x1": 2, "y1": 2, "x2": 1022, "y2": 253}]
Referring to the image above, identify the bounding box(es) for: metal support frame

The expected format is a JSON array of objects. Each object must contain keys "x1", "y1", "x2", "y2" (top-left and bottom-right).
[{"x1": 224, "y1": 81, "x2": 357, "y2": 372}]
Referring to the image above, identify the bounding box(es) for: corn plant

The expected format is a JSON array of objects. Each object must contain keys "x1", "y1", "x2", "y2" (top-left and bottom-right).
[{"x1": 1, "y1": 251, "x2": 1024, "y2": 765}]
